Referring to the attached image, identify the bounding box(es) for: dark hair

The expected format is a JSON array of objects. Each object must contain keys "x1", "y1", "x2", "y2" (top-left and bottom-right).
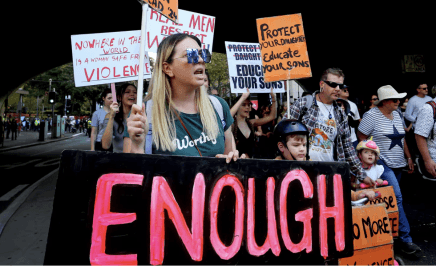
[
  {"x1": 115, "y1": 83, "x2": 137, "y2": 134},
  {"x1": 320, "y1": 68, "x2": 344, "y2": 81},
  {"x1": 205, "y1": 69, "x2": 211, "y2": 88},
  {"x1": 99, "y1": 88, "x2": 112, "y2": 105}
]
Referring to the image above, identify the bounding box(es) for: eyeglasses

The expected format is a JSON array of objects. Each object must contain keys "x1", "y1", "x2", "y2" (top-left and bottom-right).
[
  {"x1": 323, "y1": 80, "x2": 345, "y2": 90},
  {"x1": 174, "y1": 49, "x2": 211, "y2": 64}
]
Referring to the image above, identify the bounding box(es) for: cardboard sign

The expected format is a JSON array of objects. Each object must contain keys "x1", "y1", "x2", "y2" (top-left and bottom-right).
[
  {"x1": 339, "y1": 204, "x2": 394, "y2": 266},
  {"x1": 71, "y1": 31, "x2": 152, "y2": 87},
  {"x1": 256, "y1": 14, "x2": 311, "y2": 83},
  {"x1": 146, "y1": 0, "x2": 178, "y2": 24},
  {"x1": 339, "y1": 244, "x2": 394, "y2": 266},
  {"x1": 351, "y1": 205, "x2": 393, "y2": 250},
  {"x1": 225, "y1": 41, "x2": 285, "y2": 94},
  {"x1": 146, "y1": 9, "x2": 215, "y2": 54},
  {"x1": 363, "y1": 186, "x2": 399, "y2": 237},
  {"x1": 45, "y1": 151, "x2": 354, "y2": 265}
]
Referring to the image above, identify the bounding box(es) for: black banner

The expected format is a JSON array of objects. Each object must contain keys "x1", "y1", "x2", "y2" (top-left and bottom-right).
[{"x1": 44, "y1": 150, "x2": 353, "y2": 265}]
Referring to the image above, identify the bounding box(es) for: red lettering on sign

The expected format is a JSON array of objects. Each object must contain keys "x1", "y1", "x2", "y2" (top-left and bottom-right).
[
  {"x1": 161, "y1": 25, "x2": 168, "y2": 35},
  {"x1": 84, "y1": 68, "x2": 95, "y2": 82},
  {"x1": 279, "y1": 169, "x2": 313, "y2": 253},
  {"x1": 101, "y1": 67, "x2": 110, "y2": 79},
  {"x1": 149, "y1": 174, "x2": 205, "y2": 265},
  {"x1": 149, "y1": 9, "x2": 159, "y2": 21},
  {"x1": 210, "y1": 174, "x2": 245, "y2": 260},
  {"x1": 90, "y1": 173, "x2": 143, "y2": 265},
  {"x1": 318, "y1": 174, "x2": 345, "y2": 258},
  {"x1": 189, "y1": 15, "x2": 201, "y2": 31},
  {"x1": 247, "y1": 177, "x2": 281, "y2": 256},
  {"x1": 147, "y1": 32, "x2": 160, "y2": 49}
]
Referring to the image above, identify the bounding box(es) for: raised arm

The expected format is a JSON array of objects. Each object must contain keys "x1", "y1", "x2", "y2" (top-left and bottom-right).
[
  {"x1": 250, "y1": 89, "x2": 277, "y2": 127},
  {"x1": 230, "y1": 88, "x2": 250, "y2": 117}
]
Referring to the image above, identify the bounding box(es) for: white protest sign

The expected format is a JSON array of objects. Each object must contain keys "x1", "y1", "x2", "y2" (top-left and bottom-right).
[
  {"x1": 71, "y1": 30, "x2": 151, "y2": 87},
  {"x1": 146, "y1": 9, "x2": 215, "y2": 54},
  {"x1": 225, "y1": 41, "x2": 285, "y2": 93}
]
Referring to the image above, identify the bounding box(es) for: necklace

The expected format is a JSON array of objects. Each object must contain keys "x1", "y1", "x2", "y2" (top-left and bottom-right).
[{"x1": 318, "y1": 95, "x2": 334, "y2": 119}]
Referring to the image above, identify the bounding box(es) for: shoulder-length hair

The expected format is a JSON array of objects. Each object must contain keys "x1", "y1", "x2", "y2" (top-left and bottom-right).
[
  {"x1": 115, "y1": 83, "x2": 137, "y2": 134},
  {"x1": 145, "y1": 33, "x2": 219, "y2": 152}
]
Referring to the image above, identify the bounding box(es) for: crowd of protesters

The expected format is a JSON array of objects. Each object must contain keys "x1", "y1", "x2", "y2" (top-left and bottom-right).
[{"x1": 86, "y1": 33, "x2": 436, "y2": 256}]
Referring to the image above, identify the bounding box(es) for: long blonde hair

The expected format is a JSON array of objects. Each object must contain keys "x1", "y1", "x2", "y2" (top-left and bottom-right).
[{"x1": 145, "y1": 34, "x2": 219, "y2": 152}]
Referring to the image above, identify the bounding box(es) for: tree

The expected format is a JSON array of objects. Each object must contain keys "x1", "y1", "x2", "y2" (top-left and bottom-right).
[
  {"x1": 17, "y1": 62, "x2": 108, "y2": 117},
  {"x1": 206, "y1": 52, "x2": 230, "y2": 97}
]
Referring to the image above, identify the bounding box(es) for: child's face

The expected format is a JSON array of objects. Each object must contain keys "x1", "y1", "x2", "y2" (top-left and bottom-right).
[
  {"x1": 359, "y1": 149, "x2": 377, "y2": 165},
  {"x1": 285, "y1": 135, "x2": 307, "y2": 161}
]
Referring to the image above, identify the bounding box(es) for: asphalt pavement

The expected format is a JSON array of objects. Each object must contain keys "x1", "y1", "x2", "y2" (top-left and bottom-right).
[{"x1": 0, "y1": 130, "x2": 435, "y2": 265}]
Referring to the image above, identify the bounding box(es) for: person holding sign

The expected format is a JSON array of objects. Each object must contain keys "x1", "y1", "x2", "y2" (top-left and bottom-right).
[
  {"x1": 230, "y1": 88, "x2": 277, "y2": 158},
  {"x1": 287, "y1": 68, "x2": 371, "y2": 186},
  {"x1": 102, "y1": 83, "x2": 137, "y2": 153},
  {"x1": 124, "y1": 34, "x2": 240, "y2": 162}
]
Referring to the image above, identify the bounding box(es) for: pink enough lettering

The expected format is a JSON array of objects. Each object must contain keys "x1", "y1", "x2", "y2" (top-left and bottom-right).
[
  {"x1": 88, "y1": 169, "x2": 350, "y2": 264},
  {"x1": 209, "y1": 174, "x2": 245, "y2": 260},
  {"x1": 279, "y1": 169, "x2": 313, "y2": 253},
  {"x1": 149, "y1": 174, "x2": 205, "y2": 265},
  {"x1": 318, "y1": 174, "x2": 345, "y2": 258},
  {"x1": 89, "y1": 173, "x2": 143, "y2": 265},
  {"x1": 247, "y1": 177, "x2": 281, "y2": 256}
]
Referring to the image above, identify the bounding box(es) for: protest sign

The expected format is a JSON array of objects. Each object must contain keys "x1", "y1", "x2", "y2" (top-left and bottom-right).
[
  {"x1": 71, "y1": 31, "x2": 151, "y2": 87},
  {"x1": 338, "y1": 205, "x2": 394, "y2": 266},
  {"x1": 145, "y1": 0, "x2": 178, "y2": 24},
  {"x1": 225, "y1": 41, "x2": 285, "y2": 94},
  {"x1": 363, "y1": 186, "x2": 399, "y2": 237},
  {"x1": 45, "y1": 150, "x2": 354, "y2": 265},
  {"x1": 256, "y1": 14, "x2": 311, "y2": 83},
  {"x1": 146, "y1": 9, "x2": 215, "y2": 54}
]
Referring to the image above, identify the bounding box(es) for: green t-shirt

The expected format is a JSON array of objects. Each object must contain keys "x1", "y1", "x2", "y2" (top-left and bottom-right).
[{"x1": 124, "y1": 96, "x2": 233, "y2": 157}]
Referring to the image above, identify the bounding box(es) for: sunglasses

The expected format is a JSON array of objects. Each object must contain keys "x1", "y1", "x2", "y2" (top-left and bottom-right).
[
  {"x1": 371, "y1": 98, "x2": 379, "y2": 101},
  {"x1": 323, "y1": 80, "x2": 345, "y2": 90},
  {"x1": 175, "y1": 49, "x2": 211, "y2": 64},
  {"x1": 390, "y1": 99, "x2": 400, "y2": 103},
  {"x1": 421, "y1": 87, "x2": 428, "y2": 90}
]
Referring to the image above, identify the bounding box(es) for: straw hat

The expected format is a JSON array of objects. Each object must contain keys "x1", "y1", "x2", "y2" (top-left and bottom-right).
[{"x1": 373, "y1": 85, "x2": 407, "y2": 105}]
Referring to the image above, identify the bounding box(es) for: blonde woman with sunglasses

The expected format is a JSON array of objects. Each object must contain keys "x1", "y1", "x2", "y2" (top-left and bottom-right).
[{"x1": 124, "y1": 34, "x2": 242, "y2": 162}]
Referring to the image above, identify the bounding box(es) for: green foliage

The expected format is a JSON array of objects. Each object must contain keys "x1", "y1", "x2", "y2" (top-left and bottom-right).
[
  {"x1": 206, "y1": 52, "x2": 230, "y2": 97},
  {"x1": 15, "y1": 62, "x2": 108, "y2": 116}
]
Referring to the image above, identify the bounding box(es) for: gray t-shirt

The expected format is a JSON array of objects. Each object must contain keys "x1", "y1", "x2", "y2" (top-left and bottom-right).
[
  {"x1": 112, "y1": 119, "x2": 127, "y2": 153},
  {"x1": 91, "y1": 108, "x2": 108, "y2": 142}
]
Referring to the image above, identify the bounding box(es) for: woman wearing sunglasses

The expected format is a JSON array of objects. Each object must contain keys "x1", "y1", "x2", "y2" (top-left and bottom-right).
[
  {"x1": 124, "y1": 33, "x2": 241, "y2": 162},
  {"x1": 357, "y1": 85, "x2": 421, "y2": 254}
]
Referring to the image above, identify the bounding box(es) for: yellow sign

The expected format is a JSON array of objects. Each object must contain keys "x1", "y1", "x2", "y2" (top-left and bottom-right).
[{"x1": 256, "y1": 13, "x2": 311, "y2": 83}]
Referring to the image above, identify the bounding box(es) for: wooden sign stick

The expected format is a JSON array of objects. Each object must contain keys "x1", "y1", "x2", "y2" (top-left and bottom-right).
[
  {"x1": 110, "y1": 83, "x2": 116, "y2": 103},
  {"x1": 287, "y1": 80, "x2": 290, "y2": 119},
  {"x1": 137, "y1": 2, "x2": 150, "y2": 106}
]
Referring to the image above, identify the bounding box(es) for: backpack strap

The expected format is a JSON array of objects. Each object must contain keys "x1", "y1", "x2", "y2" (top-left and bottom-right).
[
  {"x1": 299, "y1": 95, "x2": 313, "y2": 121},
  {"x1": 143, "y1": 96, "x2": 225, "y2": 154},
  {"x1": 208, "y1": 95, "x2": 225, "y2": 129},
  {"x1": 426, "y1": 101, "x2": 436, "y2": 140}
]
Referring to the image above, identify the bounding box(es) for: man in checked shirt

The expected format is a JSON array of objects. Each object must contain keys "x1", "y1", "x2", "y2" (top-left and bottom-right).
[{"x1": 287, "y1": 68, "x2": 373, "y2": 187}]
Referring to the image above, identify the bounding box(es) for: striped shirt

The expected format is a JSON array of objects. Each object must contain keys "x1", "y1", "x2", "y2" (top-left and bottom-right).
[
  {"x1": 358, "y1": 107, "x2": 407, "y2": 168},
  {"x1": 414, "y1": 98, "x2": 436, "y2": 161}
]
